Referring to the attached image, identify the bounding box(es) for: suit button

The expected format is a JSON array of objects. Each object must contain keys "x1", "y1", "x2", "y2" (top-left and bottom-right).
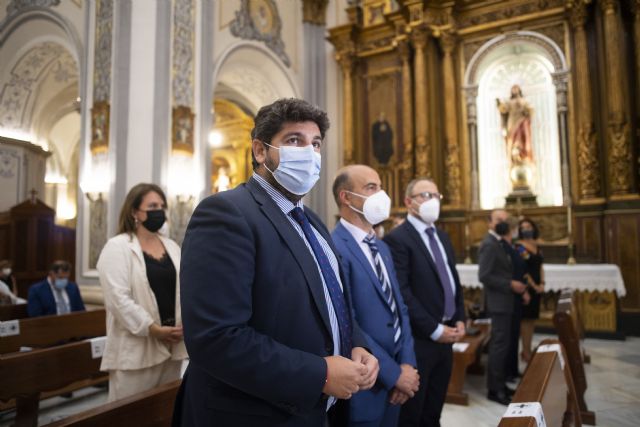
[{"x1": 325, "y1": 346, "x2": 332, "y2": 354}]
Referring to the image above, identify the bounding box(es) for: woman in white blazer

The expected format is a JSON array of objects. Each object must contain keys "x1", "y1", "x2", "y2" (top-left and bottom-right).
[{"x1": 97, "y1": 183, "x2": 187, "y2": 402}]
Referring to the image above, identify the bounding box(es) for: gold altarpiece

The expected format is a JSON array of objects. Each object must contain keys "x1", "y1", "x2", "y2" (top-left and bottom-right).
[{"x1": 328, "y1": 0, "x2": 640, "y2": 334}]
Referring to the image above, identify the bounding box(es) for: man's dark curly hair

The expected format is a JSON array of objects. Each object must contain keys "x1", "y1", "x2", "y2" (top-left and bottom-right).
[{"x1": 250, "y1": 98, "x2": 330, "y2": 169}]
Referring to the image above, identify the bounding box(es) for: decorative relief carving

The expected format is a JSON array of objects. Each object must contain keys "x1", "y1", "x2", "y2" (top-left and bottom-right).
[
  {"x1": 230, "y1": 0, "x2": 291, "y2": 67},
  {"x1": 445, "y1": 142, "x2": 462, "y2": 204},
  {"x1": 536, "y1": 24, "x2": 565, "y2": 54},
  {"x1": 457, "y1": 0, "x2": 564, "y2": 28},
  {"x1": 608, "y1": 120, "x2": 632, "y2": 194},
  {"x1": 552, "y1": 72, "x2": 569, "y2": 112},
  {"x1": 576, "y1": 124, "x2": 601, "y2": 198},
  {"x1": 359, "y1": 36, "x2": 395, "y2": 54},
  {"x1": 302, "y1": 0, "x2": 328, "y2": 26},
  {"x1": 172, "y1": 0, "x2": 195, "y2": 108},
  {"x1": 5, "y1": 0, "x2": 60, "y2": 17},
  {"x1": 463, "y1": 39, "x2": 489, "y2": 66},
  {"x1": 0, "y1": 43, "x2": 77, "y2": 130},
  {"x1": 439, "y1": 31, "x2": 457, "y2": 55},
  {"x1": 600, "y1": 0, "x2": 618, "y2": 14},
  {"x1": 567, "y1": 0, "x2": 590, "y2": 29},
  {"x1": 0, "y1": 148, "x2": 19, "y2": 179},
  {"x1": 410, "y1": 25, "x2": 430, "y2": 49},
  {"x1": 93, "y1": 0, "x2": 113, "y2": 103}
]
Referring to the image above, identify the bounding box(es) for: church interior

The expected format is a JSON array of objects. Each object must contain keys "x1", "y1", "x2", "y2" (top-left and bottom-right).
[{"x1": 0, "y1": 0, "x2": 639, "y2": 425}]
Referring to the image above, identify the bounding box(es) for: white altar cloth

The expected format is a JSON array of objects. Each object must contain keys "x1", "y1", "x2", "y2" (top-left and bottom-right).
[{"x1": 455, "y1": 264, "x2": 626, "y2": 297}]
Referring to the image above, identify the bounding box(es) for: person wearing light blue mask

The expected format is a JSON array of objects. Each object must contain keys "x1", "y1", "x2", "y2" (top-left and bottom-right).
[
  {"x1": 27, "y1": 260, "x2": 85, "y2": 317},
  {"x1": 175, "y1": 98, "x2": 379, "y2": 427}
]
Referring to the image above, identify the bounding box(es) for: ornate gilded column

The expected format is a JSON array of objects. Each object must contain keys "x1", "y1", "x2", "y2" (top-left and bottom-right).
[
  {"x1": 398, "y1": 39, "x2": 414, "y2": 185},
  {"x1": 600, "y1": 0, "x2": 634, "y2": 196},
  {"x1": 439, "y1": 31, "x2": 461, "y2": 206},
  {"x1": 464, "y1": 86, "x2": 480, "y2": 210},
  {"x1": 336, "y1": 49, "x2": 356, "y2": 165},
  {"x1": 412, "y1": 26, "x2": 430, "y2": 177},
  {"x1": 632, "y1": 0, "x2": 640, "y2": 186},
  {"x1": 553, "y1": 72, "x2": 572, "y2": 204},
  {"x1": 569, "y1": 0, "x2": 601, "y2": 199}
]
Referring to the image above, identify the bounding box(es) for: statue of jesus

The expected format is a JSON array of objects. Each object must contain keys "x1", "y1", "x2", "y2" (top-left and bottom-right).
[{"x1": 496, "y1": 84, "x2": 534, "y2": 166}]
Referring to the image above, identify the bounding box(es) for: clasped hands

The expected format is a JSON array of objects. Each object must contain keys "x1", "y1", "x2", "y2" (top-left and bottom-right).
[{"x1": 322, "y1": 347, "x2": 379, "y2": 400}]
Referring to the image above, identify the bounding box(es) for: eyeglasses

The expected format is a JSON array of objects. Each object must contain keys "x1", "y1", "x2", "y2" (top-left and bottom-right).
[{"x1": 410, "y1": 191, "x2": 443, "y2": 201}]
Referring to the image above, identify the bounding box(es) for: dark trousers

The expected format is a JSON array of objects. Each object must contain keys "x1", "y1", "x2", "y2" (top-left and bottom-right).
[
  {"x1": 487, "y1": 312, "x2": 512, "y2": 393},
  {"x1": 399, "y1": 338, "x2": 452, "y2": 427},
  {"x1": 508, "y1": 297, "x2": 523, "y2": 378}
]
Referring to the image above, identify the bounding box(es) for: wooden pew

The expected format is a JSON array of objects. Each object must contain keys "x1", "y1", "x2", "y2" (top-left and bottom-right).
[
  {"x1": 44, "y1": 380, "x2": 181, "y2": 427},
  {"x1": 0, "y1": 303, "x2": 28, "y2": 321},
  {"x1": 446, "y1": 321, "x2": 490, "y2": 405},
  {"x1": 0, "y1": 339, "x2": 107, "y2": 427},
  {"x1": 0, "y1": 309, "x2": 106, "y2": 354},
  {"x1": 554, "y1": 291, "x2": 595, "y2": 425},
  {"x1": 499, "y1": 339, "x2": 582, "y2": 427}
]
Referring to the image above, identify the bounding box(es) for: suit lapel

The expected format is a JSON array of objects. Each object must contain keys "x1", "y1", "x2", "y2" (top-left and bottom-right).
[
  {"x1": 246, "y1": 179, "x2": 332, "y2": 336},
  {"x1": 402, "y1": 221, "x2": 442, "y2": 286},
  {"x1": 335, "y1": 223, "x2": 389, "y2": 309}
]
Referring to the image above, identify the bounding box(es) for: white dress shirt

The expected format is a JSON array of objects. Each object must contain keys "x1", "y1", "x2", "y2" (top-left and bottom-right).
[
  {"x1": 339, "y1": 218, "x2": 393, "y2": 285},
  {"x1": 47, "y1": 277, "x2": 70, "y2": 313},
  {"x1": 406, "y1": 214, "x2": 457, "y2": 341}
]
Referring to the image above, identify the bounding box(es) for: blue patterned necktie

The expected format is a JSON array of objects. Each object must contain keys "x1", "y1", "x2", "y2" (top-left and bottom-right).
[
  {"x1": 425, "y1": 228, "x2": 456, "y2": 319},
  {"x1": 54, "y1": 288, "x2": 70, "y2": 314},
  {"x1": 289, "y1": 207, "x2": 352, "y2": 357},
  {"x1": 363, "y1": 235, "x2": 401, "y2": 343}
]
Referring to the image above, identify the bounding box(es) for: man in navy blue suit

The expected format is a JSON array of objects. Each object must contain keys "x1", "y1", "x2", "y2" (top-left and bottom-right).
[
  {"x1": 27, "y1": 260, "x2": 85, "y2": 317},
  {"x1": 174, "y1": 99, "x2": 379, "y2": 427},
  {"x1": 384, "y1": 178, "x2": 466, "y2": 427},
  {"x1": 331, "y1": 165, "x2": 419, "y2": 427}
]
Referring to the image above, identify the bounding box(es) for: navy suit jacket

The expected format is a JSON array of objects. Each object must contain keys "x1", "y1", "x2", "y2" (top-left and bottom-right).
[
  {"x1": 174, "y1": 178, "x2": 367, "y2": 427},
  {"x1": 384, "y1": 220, "x2": 465, "y2": 343},
  {"x1": 332, "y1": 222, "x2": 416, "y2": 423},
  {"x1": 27, "y1": 279, "x2": 85, "y2": 317}
]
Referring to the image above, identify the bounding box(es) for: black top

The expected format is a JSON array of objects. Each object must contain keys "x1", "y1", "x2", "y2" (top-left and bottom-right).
[
  {"x1": 143, "y1": 252, "x2": 176, "y2": 326},
  {"x1": 515, "y1": 243, "x2": 544, "y2": 319}
]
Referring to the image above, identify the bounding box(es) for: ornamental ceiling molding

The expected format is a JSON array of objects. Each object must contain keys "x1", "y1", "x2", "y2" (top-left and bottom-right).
[
  {"x1": 0, "y1": 42, "x2": 77, "y2": 130},
  {"x1": 464, "y1": 30, "x2": 567, "y2": 86},
  {"x1": 229, "y1": 0, "x2": 291, "y2": 67},
  {"x1": 5, "y1": 0, "x2": 60, "y2": 19},
  {"x1": 172, "y1": 0, "x2": 195, "y2": 108}
]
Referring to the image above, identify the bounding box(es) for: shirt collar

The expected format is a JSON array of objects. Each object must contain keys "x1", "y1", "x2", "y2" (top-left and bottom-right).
[
  {"x1": 339, "y1": 218, "x2": 373, "y2": 243},
  {"x1": 406, "y1": 213, "x2": 435, "y2": 234},
  {"x1": 489, "y1": 229, "x2": 502, "y2": 240},
  {"x1": 252, "y1": 172, "x2": 303, "y2": 214}
]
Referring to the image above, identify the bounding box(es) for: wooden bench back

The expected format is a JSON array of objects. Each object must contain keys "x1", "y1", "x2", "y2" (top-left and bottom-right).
[
  {"x1": 0, "y1": 303, "x2": 28, "y2": 321},
  {"x1": 0, "y1": 309, "x2": 106, "y2": 354},
  {"x1": 44, "y1": 380, "x2": 181, "y2": 427}
]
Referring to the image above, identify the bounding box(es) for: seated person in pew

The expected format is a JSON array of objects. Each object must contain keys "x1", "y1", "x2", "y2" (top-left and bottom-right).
[
  {"x1": 27, "y1": 260, "x2": 85, "y2": 316},
  {"x1": 0, "y1": 259, "x2": 18, "y2": 294},
  {"x1": 0, "y1": 260, "x2": 25, "y2": 305}
]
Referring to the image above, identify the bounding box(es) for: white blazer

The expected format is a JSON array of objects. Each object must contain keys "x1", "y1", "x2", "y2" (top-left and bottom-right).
[{"x1": 97, "y1": 233, "x2": 187, "y2": 371}]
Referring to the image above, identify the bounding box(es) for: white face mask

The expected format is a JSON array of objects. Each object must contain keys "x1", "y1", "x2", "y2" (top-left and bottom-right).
[
  {"x1": 416, "y1": 198, "x2": 440, "y2": 224},
  {"x1": 263, "y1": 143, "x2": 321, "y2": 195},
  {"x1": 1, "y1": 268, "x2": 11, "y2": 276},
  {"x1": 346, "y1": 190, "x2": 391, "y2": 225}
]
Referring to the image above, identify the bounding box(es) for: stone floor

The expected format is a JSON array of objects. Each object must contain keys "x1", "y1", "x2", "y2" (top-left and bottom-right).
[{"x1": 1, "y1": 334, "x2": 638, "y2": 426}]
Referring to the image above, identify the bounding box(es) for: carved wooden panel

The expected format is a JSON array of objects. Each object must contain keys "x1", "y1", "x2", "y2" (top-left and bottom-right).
[
  {"x1": 605, "y1": 212, "x2": 640, "y2": 312},
  {"x1": 574, "y1": 213, "x2": 604, "y2": 263}
]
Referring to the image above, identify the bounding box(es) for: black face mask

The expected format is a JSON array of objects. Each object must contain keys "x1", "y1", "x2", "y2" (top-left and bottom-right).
[
  {"x1": 142, "y1": 209, "x2": 166, "y2": 232},
  {"x1": 495, "y1": 221, "x2": 510, "y2": 236},
  {"x1": 520, "y1": 229, "x2": 535, "y2": 240}
]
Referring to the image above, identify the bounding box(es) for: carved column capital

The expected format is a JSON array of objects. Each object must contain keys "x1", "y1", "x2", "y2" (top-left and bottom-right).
[
  {"x1": 438, "y1": 31, "x2": 457, "y2": 56},
  {"x1": 411, "y1": 26, "x2": 430, "y2": 50},
  {"x1": 302, "y1": 0, "x2": 329, "y2": 26},
  {"x1": 397, "y1": 38, "x2": 412, "y2": 62},
  {"x1": 600, "y1": 0, "x2": 618, "y2": 14},
  {"x1": 567, "y1": 0, "x2": 590, "y2": 29}
]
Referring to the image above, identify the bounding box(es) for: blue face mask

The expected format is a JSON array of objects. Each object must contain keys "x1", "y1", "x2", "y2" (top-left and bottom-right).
[
  {"x1": 263, "y1": 143, "x2": 321, "y2": 196},
  {"x1": 54, "y1": 278, "x2": 68, "y2": 290}
]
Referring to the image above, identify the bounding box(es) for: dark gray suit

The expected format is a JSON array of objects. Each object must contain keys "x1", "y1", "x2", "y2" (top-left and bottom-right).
[{"x1": 477, "y1": 232, "x2": 513, "y2": 393}]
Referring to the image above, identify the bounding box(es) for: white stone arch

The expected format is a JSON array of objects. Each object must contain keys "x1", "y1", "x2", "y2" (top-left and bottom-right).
[{"x1": 463, "y1": 31, "x2": 571, "y2": 209}]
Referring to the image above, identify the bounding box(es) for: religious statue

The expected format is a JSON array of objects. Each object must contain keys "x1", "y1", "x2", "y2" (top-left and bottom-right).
[
  {"x1": 497, "y1": 85, "x2": 537, "y2": 205},
  {"x1": 371, "y1": 111, "x2": 394, "y2": 165}
]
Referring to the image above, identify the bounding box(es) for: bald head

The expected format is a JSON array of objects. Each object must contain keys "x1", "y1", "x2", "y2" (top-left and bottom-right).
[
  {"x1": 332, "y1": 164, "x2": 378, "y2": 208},
  {"x1": 489, "y1": 209, "x2": 509, "y2": 230}
]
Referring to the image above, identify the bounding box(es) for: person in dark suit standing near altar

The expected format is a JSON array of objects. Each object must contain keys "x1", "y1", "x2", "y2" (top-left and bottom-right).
[
  {"x1": 478, "y1": 210, "x2": 527, "y2": 405},
  {"x1": 331, "y1": 165, "x2": 419, "y2": 427},
  {"x1": 174, "y1": 98, "x2": 379, "y2": 427},
  {"x1": 384, "y1": 178, "x2": 466, "y2": 427}
]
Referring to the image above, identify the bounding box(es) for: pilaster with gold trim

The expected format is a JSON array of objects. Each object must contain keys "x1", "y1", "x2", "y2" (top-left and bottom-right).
[
  {"x1": 600, "y1": 0, "x2": 634, "y2": 196},
  {"x1": 412, "y1": 26, "x2": 430, "y2": 177},
  {"x1": 302, "y1": 0, "x2": 328, "y2": 26},
  {"x1": 397, "y1": 38, "x2": 414, "y2": 185},
  {"x1": 439, "y1": 30, "x2": 462, "y2": 207},
  {"x1": 631, "y1": 0, "x2": 640, "y2": 187},
  {"x1": 336, "y1": 48, "x2": 356, "y2": 165},
  {"x1": 568, "y1": 0, "x2": 601, "y2": 200}
]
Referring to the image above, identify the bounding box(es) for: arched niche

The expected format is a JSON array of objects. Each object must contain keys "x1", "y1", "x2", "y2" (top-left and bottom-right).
[{"x1": 463, "y1": 31, "x2": 570, "y2": 210}]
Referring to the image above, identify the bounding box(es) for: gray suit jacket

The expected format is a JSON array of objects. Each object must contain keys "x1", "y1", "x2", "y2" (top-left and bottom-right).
[{"x1": 477, "y1": 233, "x2": 514, "y2": 314}]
